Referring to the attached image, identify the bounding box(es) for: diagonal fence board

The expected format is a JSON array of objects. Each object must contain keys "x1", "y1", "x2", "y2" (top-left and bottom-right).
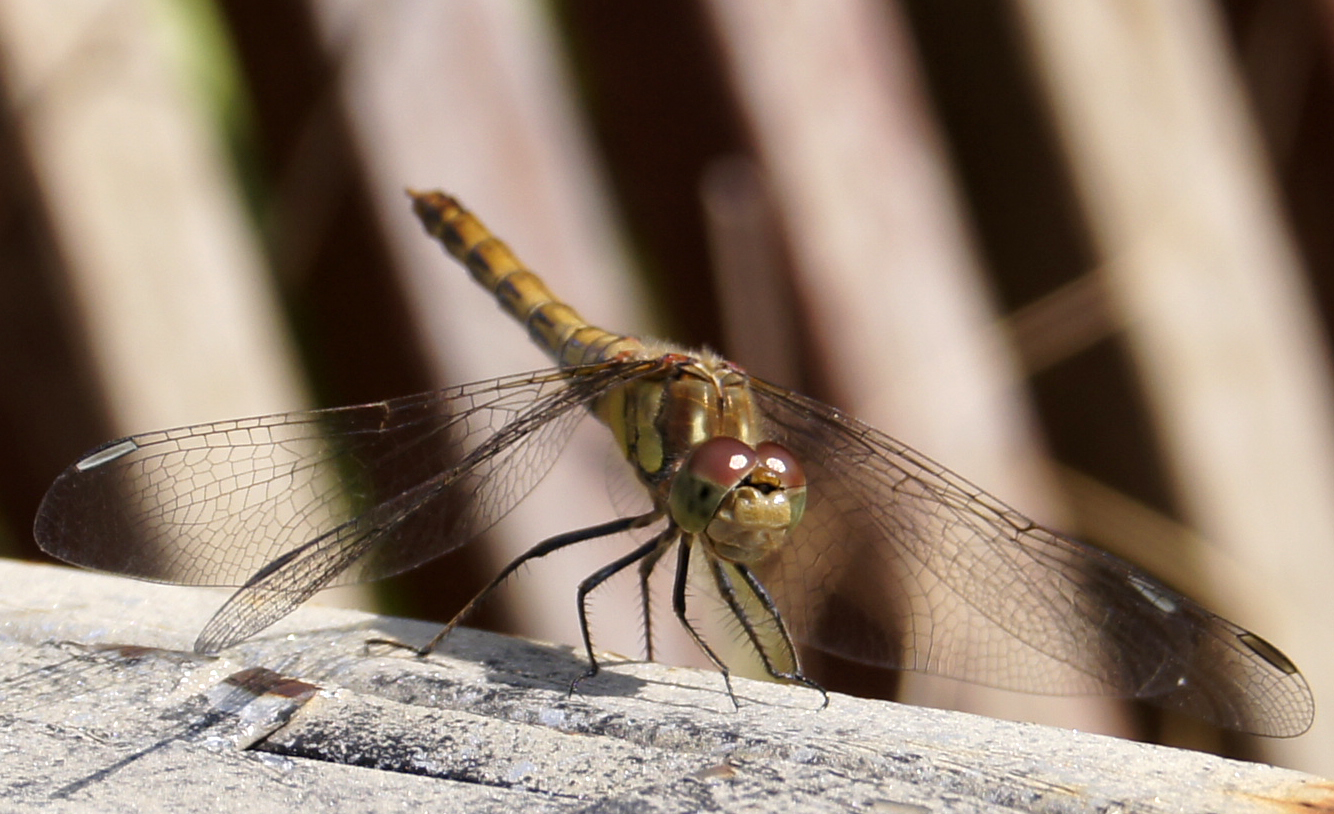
[
  {"x1": 0, "y1": 558, "x2": 1328, "y2": 813},
  {"x1": 1012, "y1": 1, "x2": 1334, "y2": 773}
]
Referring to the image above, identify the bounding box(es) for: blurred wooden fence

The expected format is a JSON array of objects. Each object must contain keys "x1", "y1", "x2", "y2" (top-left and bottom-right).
[{"x1": 0, "y1": 0, "x2": 1330, "y2": 775}]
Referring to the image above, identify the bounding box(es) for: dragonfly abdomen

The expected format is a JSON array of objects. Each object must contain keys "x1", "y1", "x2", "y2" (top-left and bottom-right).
[{"x1": 411, "y1": 191, "x2": 642, "y2": 367}]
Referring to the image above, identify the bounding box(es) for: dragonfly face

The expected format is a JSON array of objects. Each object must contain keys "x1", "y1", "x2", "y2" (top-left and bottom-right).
[
  {"x1": 32, "y1": 191, "x2": 1315, "y2": 738},
  {"x1": 669, "y1": 436, "x2": 807, "y2": 564}
]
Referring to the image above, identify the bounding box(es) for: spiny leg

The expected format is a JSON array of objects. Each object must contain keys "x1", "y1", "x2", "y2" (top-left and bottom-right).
[
  {"x1": 635, "y1": 536, "x2": 672, "y2": 661},
  {"x1": 670, "y1": 538, "x2": 740, "y2": 709},
  {"x1": 371, "y1": 512, "x2": 659, "y2": 656},
  {"x1": 715, "y1": 560, "x2": 828, "y2": 707},
  {"x1": 707, "y1": 562, "x2": 786, "y2": 677},
  {"x1": 568, "y1": 530, "x2": 674, "y2": 694}
]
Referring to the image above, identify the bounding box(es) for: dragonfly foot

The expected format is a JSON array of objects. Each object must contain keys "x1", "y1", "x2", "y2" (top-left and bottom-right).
[
  {"x1": 762, "y1": 668, "x2": 829, "y2": 709},
  {"x1": 791, "y1": 673, "x2": 829, "y2": 709},
  {"x1": 568, "y1": 663, "x2": 601, "y2": 698},
  {"x1": 719, "y1": 670, "x2": 740, "y2": 711},
  {"x1": 362, "y1": 633, "x2": 440, "y2": 658}
]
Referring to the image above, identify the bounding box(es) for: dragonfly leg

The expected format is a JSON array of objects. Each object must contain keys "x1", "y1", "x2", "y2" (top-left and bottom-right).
[
  {"x1": 635, "y1": 538, "x2": 673, "y2": 662},
  {"x1": 568, "y1": 529, "x2": 674, "y2": 695},
  {"x1": 728, "y1": 563, "x2": 828, "y2": 707},
  {"x1": 372, "y1": 512, "x2": 659, "y2": 656},
  {"x1": 669, "y1": 537, "x2": 738, "y2": 709}
]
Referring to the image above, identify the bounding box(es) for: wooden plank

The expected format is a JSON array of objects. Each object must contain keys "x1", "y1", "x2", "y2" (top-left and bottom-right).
[{"x1": 0, "y1": 558, "x2": 1328, "y2": 812}]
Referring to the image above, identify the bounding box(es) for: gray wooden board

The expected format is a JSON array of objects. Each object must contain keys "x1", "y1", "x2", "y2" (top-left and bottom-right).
[{"x1": 0, "y1": 558, "x2": 1328, "y2": 812}]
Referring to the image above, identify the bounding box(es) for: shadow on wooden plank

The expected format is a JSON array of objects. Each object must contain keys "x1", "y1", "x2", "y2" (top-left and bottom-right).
[{"x1": 0, "y1": 558, "x2": 1329, "y2": 813}]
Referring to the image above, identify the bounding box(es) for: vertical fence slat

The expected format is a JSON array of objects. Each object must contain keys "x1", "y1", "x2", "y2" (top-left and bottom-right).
[
  {"x1": 0, "y1": 0, "x2": 306, "y2": 429},
  {"x1": 0, "y1": 0, "x2": 378, "y2": 610}
]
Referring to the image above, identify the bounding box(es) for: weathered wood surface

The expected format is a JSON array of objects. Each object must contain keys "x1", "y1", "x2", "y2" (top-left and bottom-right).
[{"x1": 0, "y1": 559, "x2": 1328, "y2": 813}]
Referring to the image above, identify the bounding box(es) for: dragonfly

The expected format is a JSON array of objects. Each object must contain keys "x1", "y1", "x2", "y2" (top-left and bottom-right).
[{"x1": 35, "y1": 191, "x2": 1313, "y2": 737}]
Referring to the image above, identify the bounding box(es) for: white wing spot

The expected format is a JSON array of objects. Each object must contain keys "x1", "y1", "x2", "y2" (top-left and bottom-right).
[
  {"x1": 75, "y1": 439, "x2": 139, "y2": 471},
  {"x1": 1128, "y1": 574, "x2": 1178, "y2": 614}
]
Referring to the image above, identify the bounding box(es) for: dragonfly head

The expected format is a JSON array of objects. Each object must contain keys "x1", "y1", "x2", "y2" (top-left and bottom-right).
[{"x1": 668, "y1": 437, "x2": 807, "y2": 563}]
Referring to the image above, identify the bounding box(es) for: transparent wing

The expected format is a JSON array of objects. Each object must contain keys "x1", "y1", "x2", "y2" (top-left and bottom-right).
[
  {"x1": 749, "y1": 378, "x2": 1314, "y2": 737},
  {"x1": 35, "y1": 360, "x2": 659, "y2": 591}
]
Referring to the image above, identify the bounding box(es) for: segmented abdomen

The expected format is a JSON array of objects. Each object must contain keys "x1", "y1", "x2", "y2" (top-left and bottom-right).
[{"x1": 411, "y1": 191, "x2": 642, "y2": 367}]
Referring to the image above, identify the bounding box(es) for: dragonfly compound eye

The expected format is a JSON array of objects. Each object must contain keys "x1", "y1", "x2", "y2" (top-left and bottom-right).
[
  {"x1": 755, "y1": 442, "x2": 805, "y2": 489},
  {"x1": 755, "y1": 441, "x2": 806, "y2": 526},
  {"x1": 669, "y1": 437, "x2": 758, "y2": 534}
]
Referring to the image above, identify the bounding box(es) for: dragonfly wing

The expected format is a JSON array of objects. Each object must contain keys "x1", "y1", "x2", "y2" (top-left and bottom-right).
[
  {"x1": 35, "y1": 361, "x2": 659, "y2": 589},
  {"x1": 749, "y1": 378, "x2": 1313, "y2": 736}
]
